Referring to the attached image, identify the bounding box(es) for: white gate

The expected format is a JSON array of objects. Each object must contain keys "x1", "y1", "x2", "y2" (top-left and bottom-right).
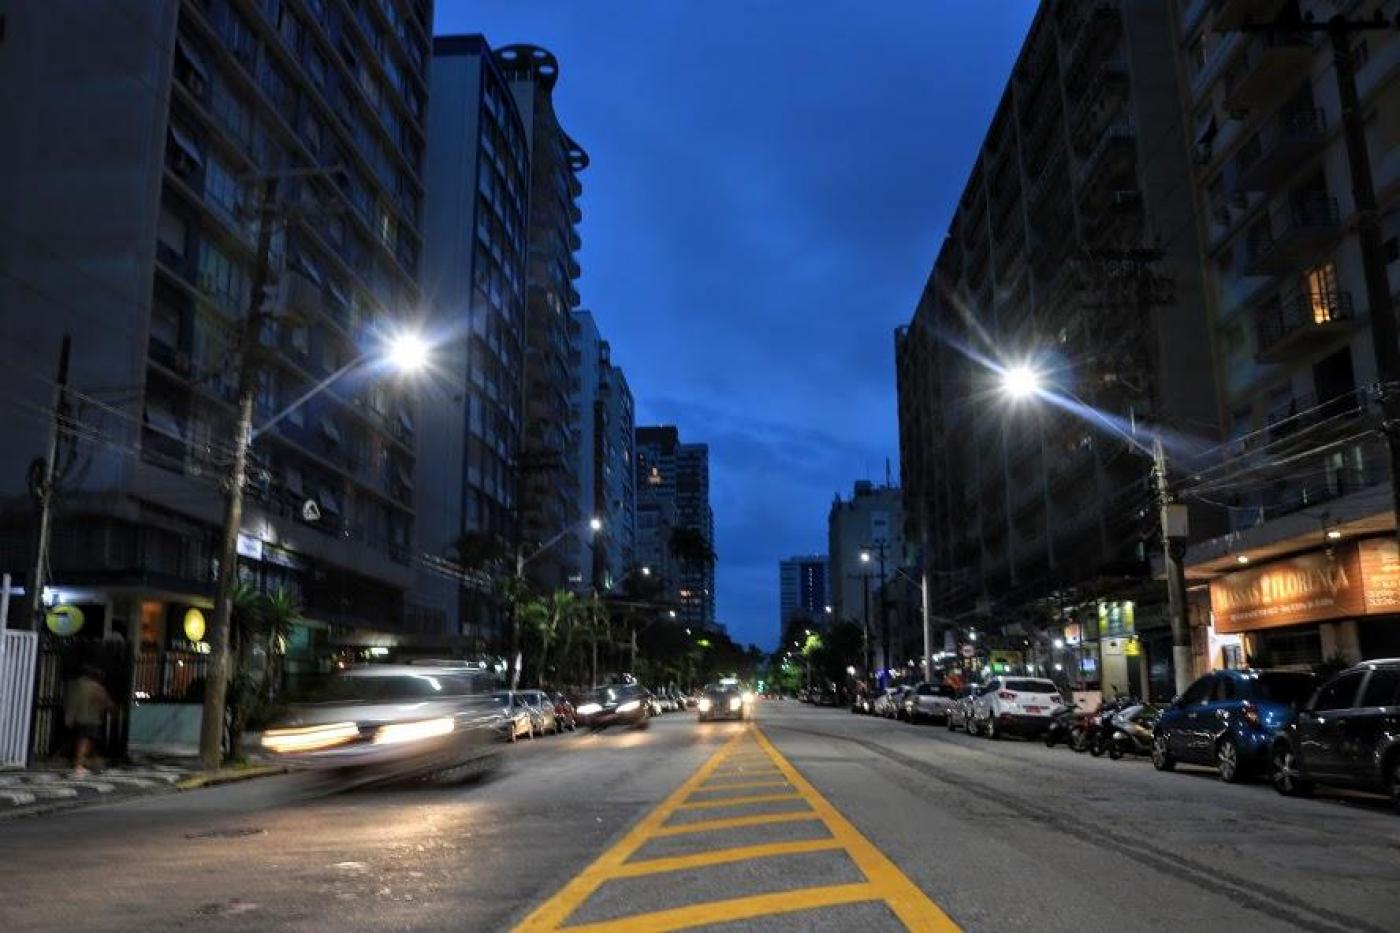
[{"x1": 1, "y1": 631, "x2": 38, "y2": 767}]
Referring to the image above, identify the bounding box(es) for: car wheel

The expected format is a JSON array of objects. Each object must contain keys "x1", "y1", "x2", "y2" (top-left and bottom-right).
[
  {"x1": 946, "y1": 714, "x2": 957, "y2": 732},
  {"x1": 1151, "y1": 734, "x2": 1175, "y2": 771},
  {"x1": 1271, "y1": 743, "x2": 1310, "y2": 797},
  {"x1": 1217, "y1": 736, "x2": 1244, "y2": 783}
]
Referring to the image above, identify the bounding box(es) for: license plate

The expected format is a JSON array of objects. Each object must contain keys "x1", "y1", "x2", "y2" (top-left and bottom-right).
[{"x1": 1025, "y1": 706, "x2": 1043, "y2": 713}]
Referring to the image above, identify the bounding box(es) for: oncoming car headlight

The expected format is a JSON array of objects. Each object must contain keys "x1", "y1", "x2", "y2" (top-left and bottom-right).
[
  {"x1": 261, "y1": 722, "x2": 359, "y2": 753},
  {"x1": 741, "y1": 691, "x2": 756, "y2": 704},
  {"x1": 728, "y1": 696, "x2": 743, "y2": 711},
  {"x1": 697, "y1": 698, "x2": 712, "y2": 712},
  {"x1": 575, "y1": 702, "x2": 602, "y2": 715},
  {"x1": 373, "y1": 717, "x2": 454, "y2": 745},
  {"x1": 616, "y1": 700, "x2": 641, "y2": 713}
]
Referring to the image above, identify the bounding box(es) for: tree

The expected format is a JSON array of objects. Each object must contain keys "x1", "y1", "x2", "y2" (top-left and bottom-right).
[{"x1": 226, "y1": 584, "x2": 302, "y2": 761}]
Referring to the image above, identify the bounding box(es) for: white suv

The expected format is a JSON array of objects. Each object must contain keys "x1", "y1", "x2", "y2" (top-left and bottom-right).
[{"x1": 970, "y1": 676, "x2": 1063, "y2": 740}]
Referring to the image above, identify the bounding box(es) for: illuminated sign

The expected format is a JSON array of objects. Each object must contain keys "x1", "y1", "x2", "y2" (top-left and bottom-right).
[
  {"x1": 45, "y1": 604, "x2": 84, "y2": 636},
  {"x1": 1208, "y1": 540, "x2": 1400, "y2": 633},
  {"x1": 182, "y1": 607, "x2": 207, "y2": 643}
]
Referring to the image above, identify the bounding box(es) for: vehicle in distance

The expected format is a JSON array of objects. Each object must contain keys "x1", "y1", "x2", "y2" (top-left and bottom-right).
[
  {"x1": 969, "y1": 676, "x2": 1063, "y2": 739},
  {"x1": 697, "y1": 679, "x2": 754, "y2": 722},
  {"x1": 260, "y1": 665, "x2": 501, "y2": 778},
  {"x1": 903, "y1": 682, "x2": 958, "y2": 723},
  {"x1": 574, "y1": 683, "x2": 651, "y2": 729}
]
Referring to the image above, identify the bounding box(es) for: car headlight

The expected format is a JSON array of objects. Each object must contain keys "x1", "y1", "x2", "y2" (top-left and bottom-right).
[
  {"x1": 741, "y1": 691, "x2": 755, "y2": 704},
  {"x1": 261, "y1": 722, "x2": 359, "y2": 753},
  {"x1": 697, "y1": 698, "x2": 712, "y2": 712},
  {"x1": 373, "y1": 717, "x2": 454, "y2": 745},
  {"x1": 576, "y1": 703, "x2": 602, "y2": 715},
  {"x1": 617, "y1": 700, "x2": 641, "y2": 713},
  {"x1": 728, "y1": 696, "x2": 743, "y2": 711}
]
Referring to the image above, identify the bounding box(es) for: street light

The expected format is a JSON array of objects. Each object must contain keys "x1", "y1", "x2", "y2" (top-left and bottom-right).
[
  {"x1": 1001, "y1": 364, "x2": 1043, "y2": 399},
  {"x1": 1053, "y1": 637, "x2": 1065, "y2": 650},
  {"x1": 860, "y1": 551, "x2": 872, "y2": 564},
  {"x1": 588, "y1": 516, "x2": 603, "y2": 532},
  {"x1": 641, "y1": 566, "x2": 652, "y2": 576}
]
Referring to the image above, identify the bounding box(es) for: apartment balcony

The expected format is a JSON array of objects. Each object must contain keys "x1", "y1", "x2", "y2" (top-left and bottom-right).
[
  {"x1": 1265, "y1": 388, "x2": 1364, "y2": 445},
  {"x1": 1062, "y1": 1, "x2": 1122, "y2": 92},
  {"x1": 1070, "y1": 57, "x2": 1129, "y2": 148},
  {"x1": 1212, "y1": 0, "x2": 1287, "y2": 31},
  {"x1": 1243, "y1": 195, "x2": 1340, "y2": 275},
  {"x1": 1224, "y1": 35, "x2": 1315, "y2": 113},
  {"x1": 1075, "y1": 121, "x2": 1135, "y2": 188},
  {"x1": 1255, "y1": 288, "x2": 1355, "y2": 362},
  {"x1": 1237, "y1": 109, "x2": 1328, "y2": 192}
]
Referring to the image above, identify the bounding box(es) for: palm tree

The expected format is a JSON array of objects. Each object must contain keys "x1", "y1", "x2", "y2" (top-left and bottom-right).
[{"x1": 579, "y1": 595, "x2": 613, "y2": 688}]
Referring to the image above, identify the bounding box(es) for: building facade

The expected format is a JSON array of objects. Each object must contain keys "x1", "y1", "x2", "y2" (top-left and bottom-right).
[
  {"x1": 0, "y1": 0, "x2": 434, "y2": 754},
  {"x1": 896, "y1": 0, "x2": 1220, "y2": 698},
  {"x1": 636, "y1": 426, "x2": 715, "y2": 629},
  {"x1": 1173, "y1": 0, "x2": 1400, "y2": 670},
  {"x1": 778, "y1": 555, "x2": 831, "y2": 631},
  {"x1": 596, "y1": 341, "x2": 638, "y2": 591},
  {"x1": 419, "y1": 34, "x2": 530, "y2": 647},
  {"x1": 495, "y1": 44, "x2": 588, "y2": 591},
  {"x1": 828, "y1": 482, "x2": 903, "y2": 673}
]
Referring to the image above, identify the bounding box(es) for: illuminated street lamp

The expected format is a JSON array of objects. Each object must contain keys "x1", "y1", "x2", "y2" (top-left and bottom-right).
[{"x1": 1000, "y1": 364, "x2": 1043, "y2": 400}]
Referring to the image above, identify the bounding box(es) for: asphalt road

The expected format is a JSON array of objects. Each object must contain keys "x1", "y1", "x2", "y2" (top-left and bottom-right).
[{"x1": 1, "y1": 703, "x2": 1398, "y2": 932}]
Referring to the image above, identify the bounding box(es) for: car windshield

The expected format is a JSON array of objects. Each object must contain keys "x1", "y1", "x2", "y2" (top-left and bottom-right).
[
  {"x1": 1252, "y1": 673, "x2": 1316, "y2": 705},
  {"x1": 590, "y1": 685, "x2": 640, "y2": 703},
  {"x1": 1004, "y1": 679, "x2": 1057, "y2": 694}
]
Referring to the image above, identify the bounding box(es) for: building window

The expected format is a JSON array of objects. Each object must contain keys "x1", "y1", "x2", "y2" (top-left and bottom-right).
[
  {"x1": 157, "y1": 207, "x2": 188, "y2": 259},
  {"x1": 1303, "y1": 260, "x2": 1340, "y2": 323},
  {"x1": 197, "y1": 242, "x2": 248, "y2": 311},
  {"x1": 212, "y1": 77, "x2": 254, "y2": 150},
  {"x1": 204, "y1": 156, "x2": 244, "y2": 222}
]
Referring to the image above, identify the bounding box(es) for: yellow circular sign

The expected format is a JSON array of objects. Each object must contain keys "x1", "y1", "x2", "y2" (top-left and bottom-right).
[
  {"x1": 183, "y1": 607, "x2": 207, "y2": 643},
  {"x1": 45, "y1": 604, "x2": 85, "y2": 636}
]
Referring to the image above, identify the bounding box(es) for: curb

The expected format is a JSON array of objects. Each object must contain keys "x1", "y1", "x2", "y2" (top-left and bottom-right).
[{"x1": 175, "y1": 763, "x2": 287, "y2": 791}]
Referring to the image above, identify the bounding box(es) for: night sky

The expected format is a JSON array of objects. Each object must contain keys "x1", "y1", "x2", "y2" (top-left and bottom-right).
[{"x1": 435, "y1": 1, "x2": 1039, "y2": 651}]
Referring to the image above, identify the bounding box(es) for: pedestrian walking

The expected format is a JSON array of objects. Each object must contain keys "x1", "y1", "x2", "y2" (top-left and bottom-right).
[{"x1": 64, "y1": 665, "x2": 115, "y2": 776}]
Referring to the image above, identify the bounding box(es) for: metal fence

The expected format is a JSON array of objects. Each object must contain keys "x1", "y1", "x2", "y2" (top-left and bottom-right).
[{"x1": 1, "y1": 631, "x2": 37, "y2": 766}]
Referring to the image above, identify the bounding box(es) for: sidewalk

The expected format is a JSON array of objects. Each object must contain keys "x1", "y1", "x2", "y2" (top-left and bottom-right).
[{"x1": 0, "y1": 755, "x2": 286, "y2": 821}]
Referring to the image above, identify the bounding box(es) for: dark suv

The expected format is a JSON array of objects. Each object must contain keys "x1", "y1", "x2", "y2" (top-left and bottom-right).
[
  {"x1": 1270, "y1": 659, "x2": 1400, "y2": 811},
  {"x1": 1152, "y1": 669, "x2": 1316, "y2": 782}
]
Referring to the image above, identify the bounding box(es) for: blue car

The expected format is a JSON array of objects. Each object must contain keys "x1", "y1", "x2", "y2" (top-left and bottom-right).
[{"x1": 1152, "y1": 669, "x2": 1316, "y2": 782}]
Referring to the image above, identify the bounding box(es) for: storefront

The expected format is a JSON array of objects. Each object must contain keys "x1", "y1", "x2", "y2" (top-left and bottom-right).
[{"x1": 1204, "y1": 536, "x2": 1400, "y2": 669}]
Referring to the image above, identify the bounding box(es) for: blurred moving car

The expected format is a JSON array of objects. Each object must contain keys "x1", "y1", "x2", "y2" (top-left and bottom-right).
[
  {"x1": 968, "y1": 676, "x2": 1063, "y2": 739},
  {"x1": 697, "y1": 681, "x2": 754, "y2": 722},
  {"x1": 1270, "y1": 659, "x2": 1400, "y2": 809},
  {"x1": 903, "y1": 682, "x2": 958, "y2": 723},
  {"x1": 574, "y1": 683, "x2": 651, "y2": 729},
  {"x1": 260, "y1": 666, "x2": 502, "y2": 777},
  {"x1": 549, "y1": 691, "x2": 578, "y2": 732},
  {"x1": 1153, "y1": 669, "x2": 1315, "y2": 782}
]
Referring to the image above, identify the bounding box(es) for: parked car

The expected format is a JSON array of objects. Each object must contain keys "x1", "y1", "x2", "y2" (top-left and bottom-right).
[
  {"x1": 870, "y1": 687, "x2": 903, "y2": 718},
  {"x1": 260, "y1": 666, "x2": 503, "y2": 777},
  {"x1": 945, "y1": 684, "x2": 981, "y2": 732},
  {"x1": 968, "y1": 676, "x2": 1063, "y2": 739},
  {"x1": 489, "y1": 691, "x2": 535, "y2": 743},
  {"x1": 574, "y1": 683, "x2": 651, "y2": 729},
  {"x1": 902, "y1": 682, "x2": 958, "y2": 723},
  {"x1": 518, "y1": 689, "x2": 562, "y2": 735},
  {"x1": 1270, "y1": 659, "x2": 1400, "y2": 810},
  {"x1": 698, "y1": 681, "x2": 753, "y2": 721},
  {"x1": 1152, "y1": 669, "x2": 1316, "y2": 782},
  {"x1": 850, "y1": 687, "x2": 874, "y2": 715}
]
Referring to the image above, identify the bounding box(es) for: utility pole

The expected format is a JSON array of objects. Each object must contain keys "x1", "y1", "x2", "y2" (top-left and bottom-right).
[
  {"x1": 199, "y1": 177, "x2": 278, "y2": 770},
  {"x1": 1155, "y1": 436, "x2": 1193, "y2": 695},
  {"x1": 920, "y1": 568, "x2": 933, "y2": 684},
  {"x1": 1235, "y1": 0, "x2": 1400, "y2": 561},
  {"x1": 860, "y1": 573, "x2": 872, "y2": 680},
  {"x1": 26, "y1": 335, "x2": 71, "y2": 629}
]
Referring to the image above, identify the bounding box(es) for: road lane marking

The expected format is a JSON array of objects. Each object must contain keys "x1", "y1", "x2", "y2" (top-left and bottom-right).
[
  {"x1": 514, "y1": 725, "x2": 960, "y2": 932},
  {"x1": 674, "y1": 791, "x2": 801, "y2": 810},
  {"x1": 649, "y1": 809, "x2": 819, "y2": 837},
  {"x1": 608, "y1": 838, "x2": 845, "y2": 878},
  {"x1": 560, "y1": 882, "x2": 883, "y2": 933}
]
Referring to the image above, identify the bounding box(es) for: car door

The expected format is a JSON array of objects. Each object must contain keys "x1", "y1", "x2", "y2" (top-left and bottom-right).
[
  {"x1": 1169, "y1": 675, "x2": 1214, "y2": 761},
  {"x1": 1342, "y1": 669, "x2": 1400, "y2": 788},
  {"x1": 1299, "y1": 670, "x2": 1366, "y2": 779}
]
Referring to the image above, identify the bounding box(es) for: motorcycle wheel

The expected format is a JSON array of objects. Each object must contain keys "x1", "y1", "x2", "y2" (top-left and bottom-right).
[
  {"x1": 1089, "y1": 734, "x2": 1105, "y2": 757},
  {"x1": 1069, "y1": 728, "x2": 1087, "y2": 753},
  {"x1": 1109, "y1": 735, "x2": 1124, "y2": 760},
  {"x1": 1044, "y1": 730, "x2": 1058, "y2": 748}
]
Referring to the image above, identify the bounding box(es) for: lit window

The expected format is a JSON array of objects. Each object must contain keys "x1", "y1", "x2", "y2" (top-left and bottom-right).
[{"x1": 1304, "y1": 261, "x2": 1339, "y2": 323}]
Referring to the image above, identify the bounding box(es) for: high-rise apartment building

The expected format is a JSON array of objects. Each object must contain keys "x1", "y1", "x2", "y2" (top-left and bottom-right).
[
  {"x1": 1173, "y1": 0, "x2": 1400, "y2": 670},
  {"x1": 0, "y1": 0, "x2": 434, "y2": 754},
  {"x1": 829, "y1": 482, "x2": 903, "y2": 672},
  {"x1": 495, "y1": 44, "x2": 587, "y2": 591},
  {"x1": 420, "y1": 34, "x2": 530, "y2": 645},
  {"x1": 778, "y1": 555, "x2": 830, "y2": 632},
  {"x1": 636, "y1": 426, "x2": 715, "y2": 628},
  {"x1": 896, "y1": 0, "x2": 1219, "y2": 697}
]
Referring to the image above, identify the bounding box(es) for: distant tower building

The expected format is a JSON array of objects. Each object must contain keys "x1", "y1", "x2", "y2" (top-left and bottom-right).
[
  {"x1": 495, "y1": 44, "x2": 587, "y2": 590},
  {"x1": 636, "y1": 426, "x2": 714, "y2": 629},
  {"x1": 779, "y1": 555, "x2": 830, "y2": 632},
  {"x1": 829, "y1": 482, "x2": 904, "y2": 671}
]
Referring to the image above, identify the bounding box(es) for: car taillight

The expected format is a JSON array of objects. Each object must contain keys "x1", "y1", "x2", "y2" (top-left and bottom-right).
[
  {"x1": 998, "y1": 691, "x2": 1016, "y2": 700},
  {"x1": 1241, "y1": 703, "x2": 1260, "y2": 728}
]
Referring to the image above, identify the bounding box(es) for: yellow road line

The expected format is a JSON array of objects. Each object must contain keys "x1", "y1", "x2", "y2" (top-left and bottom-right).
[
  {"x1": 650, "y1": 809, "x2": 820, "y2": 837},
  {"x1": 674, "y1": 791, "x2": 802, "y2": 811},
  {"x1": 560, "y1": 882, "x2": 882, "y2": 933},
  {"x1": 689, "y1": 778, "x2": 791, "y2": 793},
  {"x1": 609, "y1": 838, "x2": 845, "y2": 879},
  {"x1": 751, "y1": 728, "x2": 959, "y2": 932},
  {"x1": 702, "y1": 768, "x2": 783, "y2": 782},
  {"x1": 514, "y1": 732, "x2": 747, "y2": 932}
]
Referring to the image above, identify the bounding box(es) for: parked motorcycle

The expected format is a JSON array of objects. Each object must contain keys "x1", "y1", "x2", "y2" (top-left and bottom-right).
[
  {"x1": 1043, "y1": 704, "x2": 1079, "y2": 748},
  {"x1": 1085, "y1": 697, "x2": 1137, "y2": 757},
  {"x1": 1105, "y1": 703, "x2": 1159, "y2": 760}
]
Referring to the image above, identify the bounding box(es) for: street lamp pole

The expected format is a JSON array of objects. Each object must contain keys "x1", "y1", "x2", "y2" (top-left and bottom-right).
[{"x1": 509, "y1": 516, "x2": 601, "y2": 688}]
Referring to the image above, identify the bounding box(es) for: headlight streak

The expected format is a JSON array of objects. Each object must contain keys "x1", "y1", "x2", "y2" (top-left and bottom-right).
[
  {"x1": 373, "y1": 716, "x2": 455, "y2": 745},
  {"x1": 260, "y1": 722, "x2": 359, "y2": 753}
]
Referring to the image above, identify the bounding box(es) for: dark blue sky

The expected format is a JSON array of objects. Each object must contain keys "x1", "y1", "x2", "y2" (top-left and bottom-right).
[{"x1": 435, "y1": 1, "x2": 1039, "y2": 651}]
